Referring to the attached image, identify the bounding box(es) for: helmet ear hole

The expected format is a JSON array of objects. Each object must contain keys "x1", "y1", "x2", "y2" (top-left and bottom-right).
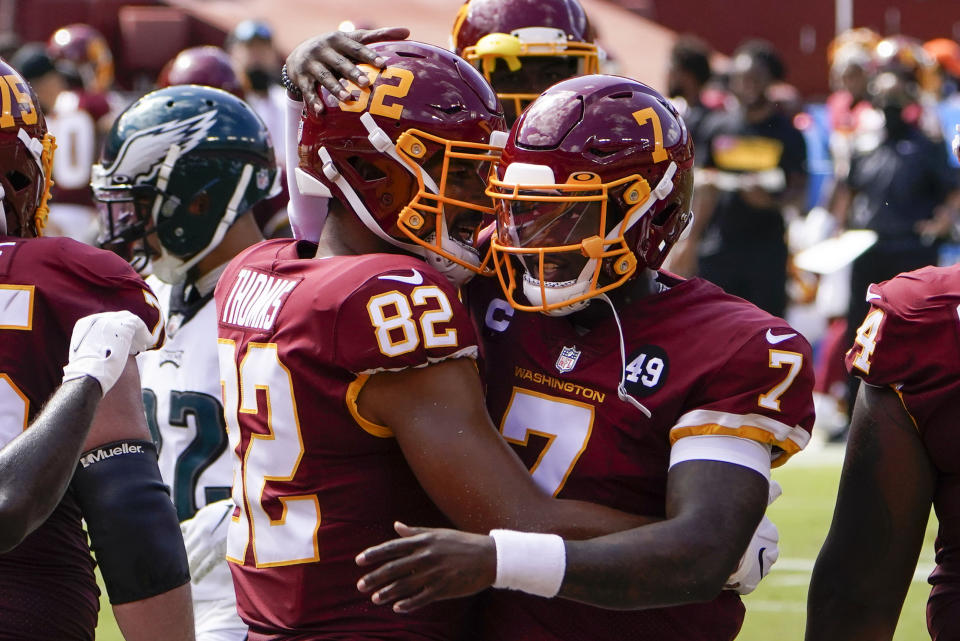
[
  {"x1": 652, "y1": 202, "x2": 678, "y2": 227},
  {"x1": 6, "y1": 170, "x2": 30, "y2": 192},
  {"x1": 188, "y1": 192, "x2": 211, "y2": 215},
  {"x1": 347, "y1": 156, "x2": 387, "y2": 181}
]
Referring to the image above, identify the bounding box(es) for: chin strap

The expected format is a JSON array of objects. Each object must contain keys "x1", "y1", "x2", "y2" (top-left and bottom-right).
[{"x1": 597, "y1": 292, "x2": 652, "y2": 419}]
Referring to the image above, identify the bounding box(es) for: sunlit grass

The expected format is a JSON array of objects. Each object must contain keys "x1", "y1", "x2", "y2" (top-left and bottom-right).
[{"x1": 738, "y1": 454, "x2": 937, "y2": 641}]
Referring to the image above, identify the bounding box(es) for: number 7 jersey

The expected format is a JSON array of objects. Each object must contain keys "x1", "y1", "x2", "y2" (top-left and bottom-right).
[
  {"x1": 214, "y1": 239, "x2": 478, "y2": 639},
  {"x1": 468, "y1": 273, "x2": 815, "y2": 640}
]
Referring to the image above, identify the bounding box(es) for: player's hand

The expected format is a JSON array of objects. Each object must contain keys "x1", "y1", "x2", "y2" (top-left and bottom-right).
[
  {"x1": 180, "y1": 499, "x2": 234, "y2": 583},
  {"x1": 61, "y1": 311, "x2": 153, "y2": 396},
  {"x1": 725, "y1": 479, "x2": 782, "y2": 594},
  {"x1": 356, "y1": 522, "x2": 496, "y2": 613},
  {"x1": 286, "y1": 27, "x2": 410, "y2": 112}
]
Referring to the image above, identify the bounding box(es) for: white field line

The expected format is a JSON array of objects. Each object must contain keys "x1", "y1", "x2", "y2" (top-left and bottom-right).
[
  {"x1": 783, "y1": 442, "x2": 846, "y2": 467},
  {"x1": 774, "y1": 557, "x2": 934, "y2": 583}
]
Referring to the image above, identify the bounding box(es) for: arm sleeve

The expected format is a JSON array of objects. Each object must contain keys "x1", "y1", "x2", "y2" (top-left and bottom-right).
[
  {"x1": 670, "y1": 434, "x2": 772, "y2": 480},
  {"x1": 284, "y1": 94, "x2": 329, "y2": 242},
  {"x1": 670, "y1": 328, "x2": 815, "y2": 467},
  {"x1": 333, "y1": 266, "x2": 478, "y2": 375}
]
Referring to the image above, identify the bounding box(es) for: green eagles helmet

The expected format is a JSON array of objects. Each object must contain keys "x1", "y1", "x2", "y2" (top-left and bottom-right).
[{"x1": 92, "y1": 85, "x2": 279, "y2": 283}]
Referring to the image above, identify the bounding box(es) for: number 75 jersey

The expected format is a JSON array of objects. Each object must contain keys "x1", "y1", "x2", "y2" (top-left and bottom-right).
[{"x1": 214, "y1": 239, "x2": 477, "y2": 638}]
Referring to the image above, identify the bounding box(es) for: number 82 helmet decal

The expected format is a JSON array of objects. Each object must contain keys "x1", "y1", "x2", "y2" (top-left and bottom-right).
[{"x1": 295, "y1": 40, "x2": 507, "y2": 287}]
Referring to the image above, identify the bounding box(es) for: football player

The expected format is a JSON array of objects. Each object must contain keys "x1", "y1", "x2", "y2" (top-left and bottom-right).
[
  {"x1": 45, "y1": 24, "x2": 119, "y2": 242},
  {"x1": 158, "y1": 46, "x2": 245, "y2": 97},
  {"x1": 217, "y1": 40, "x2": 654, "y2": 639},
  {"x1": 451, "y1": 0, "x2": 599, "y2": 124},
  {"x1": 0, "y1": 59, "x2": 194, "y2": 640},
  {"x1": 93, "y1": 85, "x2": 280, "y2": 641},
  {"x1": 0, "y1": 310, "x2": 153, "y2": 550},
  {"x1": 355, "y1": 76, "x2": 815, "y2": 641},
  {"x1": 806, "y1": 141, "x2": 960, "y2": 639}
]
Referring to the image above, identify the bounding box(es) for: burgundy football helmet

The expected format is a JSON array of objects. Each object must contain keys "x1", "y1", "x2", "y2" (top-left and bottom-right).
[
  {"x1": 296, "y1": 40, "x2": 507, "y2": 285},
  {"x1": 47, "y1": 24, "x2": 114, "y2": 93},
  {"x1": 158, "y1": 46, "x2": 243, "y2": 97},
  {"x1": 452, "y1": 0, "x2": 598, "y2": 120},
  {"x1": 0, "y1": 59, "x2": 56, "y2": 238},
  {"x1": 488, "y1": 75, "x2": 694, "y2": 315},
  {"x1": 873, "y1": 35, "x2": 939, "y2": 93}
]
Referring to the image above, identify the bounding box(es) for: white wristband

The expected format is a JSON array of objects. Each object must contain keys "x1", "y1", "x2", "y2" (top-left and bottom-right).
[{"x1": 489, "y1": 529, "x2": 566, "y2": 598}]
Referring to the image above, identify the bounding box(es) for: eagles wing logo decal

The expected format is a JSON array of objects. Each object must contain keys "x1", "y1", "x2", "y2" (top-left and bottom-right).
[{"x1": 92, "y1": 110, "x2": 218, "y2": 186}]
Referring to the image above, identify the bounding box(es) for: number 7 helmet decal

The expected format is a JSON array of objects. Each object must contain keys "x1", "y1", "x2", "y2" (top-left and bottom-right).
[
  {"x1": 295, "y1": 41, "x2": 507, "y2": 287},
  {"x1": 488, "y1": 75, "x2": 694, "y2": 315}
]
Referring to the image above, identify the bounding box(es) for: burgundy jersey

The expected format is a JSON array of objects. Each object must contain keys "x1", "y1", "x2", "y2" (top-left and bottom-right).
[
  {"x1": 845, "y1": 264, "x2": 960, "y2": 640},
  {"x1": 215, "y1": 239, "x2": 478, "y2": 640},
  {"x1": 466, "y1": 273, "x2": 815, "y2": 641},
  {"x1": 46, "y1": 90, "x2": 111, "y2": 208},
  {"x1": 0, "y1": 234, "x2": 163, "y2": 641}
]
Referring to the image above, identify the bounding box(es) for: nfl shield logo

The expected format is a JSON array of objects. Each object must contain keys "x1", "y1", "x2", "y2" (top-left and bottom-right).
[
  {"x1": 555, "y1": 346, "x2": 581, "y2": 373},
  {"x1": 256, "y1": 168, "x2": 270, "y2": 190}
]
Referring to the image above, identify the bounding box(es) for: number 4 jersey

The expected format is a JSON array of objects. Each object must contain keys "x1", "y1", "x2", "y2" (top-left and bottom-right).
[
  {"x1": 468, "y1": 272, "x2": 815, "y2": 641},
  {"x1": 214, "y1": 239, "x2": 478, "y2": 640},
  {"x1": 845, "y1": 264, "x2": 960, "y2": 638}
]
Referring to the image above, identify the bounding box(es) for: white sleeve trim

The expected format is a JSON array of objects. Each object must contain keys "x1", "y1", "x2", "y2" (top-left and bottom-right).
[
  {"x1": 672, "y1": 408, "x2": 811, "y2": 453},
  {"x1": 669, "y1": 435, "x2": 772, "y2": 480}
]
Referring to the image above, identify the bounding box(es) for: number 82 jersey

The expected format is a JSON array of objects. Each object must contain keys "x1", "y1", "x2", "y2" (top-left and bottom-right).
[{"x1": 214, "y1": 239, "x2": 477, "y2": 638}]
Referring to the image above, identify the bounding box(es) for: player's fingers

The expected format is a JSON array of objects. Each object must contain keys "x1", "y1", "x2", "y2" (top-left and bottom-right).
[
  {"x1": 302, "y1": 59, "x2": 347, "y2": 105},
  {"x1": 394, "y1": 521, "x2": 431, "y2": 537},
  {"x1": 319, "y1": 49, "x2": 370, "y2": 87},
  {"x1": 354, "y1": 27, "x2": 411, "y2": 48},
  {"x1": 357, "y1": 553, "x2": 428, "y2": 592},
  {"x1": 371, "y1": 570, "x2": 436, "y2": 606},
  {"x1": 330, "y1": 31, "x2": 385, "y2": 75},
  {"x1": 356, "y1": 533, "x2": 428, "y2": 566},
  {"x1": 392, "y1": 584, "x2": 444, "y2": 613}
]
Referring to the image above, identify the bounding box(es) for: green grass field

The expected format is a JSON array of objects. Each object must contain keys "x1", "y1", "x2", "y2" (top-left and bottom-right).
[
  {"x1": 738, "y1": 446, "x2": 937, "y2": 641},
  {"x1": 93, "y1": 444, "x2": 938, "y2": 640}
]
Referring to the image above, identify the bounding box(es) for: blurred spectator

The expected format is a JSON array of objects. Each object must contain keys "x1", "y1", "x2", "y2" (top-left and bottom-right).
[
  {"x1": 158, "y1": 46, "x2": 244, "y2": 96},
  {"x1": 924, "y1": 37, "x2": 960, "y2": 98},
  {"x1": 873, "y1": 35, "x2": 943, "y2": 141},
  {"x1": 675, "y1": 39, "x2": 807, "y2": 318},
  {"x1": 44, "y1": 24, "x2": 120, "y2": 243},
  {"x1": 0, "y1": 32, "x2": 22, "y2": 62},
  {"x1": 836, "y1": 71, "x2": 960, "y2": 409},
  {"x1": 10, "y1": 43, "x2": 66, "y2": 113},
  {"x1": 226, "y1": 19, "x2": 284, "y2": 166},
  {"x1": 47, "y1": 24, "x2": 114, "y2": 96},
  {"x1": 667, "y1": 35, "x2": 714, "y2": 153},
  {"x1": 224, "y1": 20, "x2": 290, "y2": 239}
]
